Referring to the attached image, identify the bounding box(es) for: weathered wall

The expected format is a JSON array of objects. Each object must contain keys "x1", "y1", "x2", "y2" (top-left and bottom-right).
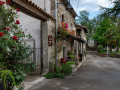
[
  {"x1": 18, "y1": 12, "x2": 42, "y2": 71},
  {"x1": 31, "y1": 0, "x2": 51, "y2": 14},
  {"x1": 50, "y1": 0, "x2": 76, "y2": 62},
  {"x1": 80, "y1": 29, "x2": 86, "y2": 41},
  {"x1": 48, "y1": 19, "x2": 55, "y2": 65}
]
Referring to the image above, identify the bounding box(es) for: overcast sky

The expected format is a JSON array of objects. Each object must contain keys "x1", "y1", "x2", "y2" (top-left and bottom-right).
[{"x1": 70, "y1": 0, "x2": 114, "y2": 19}]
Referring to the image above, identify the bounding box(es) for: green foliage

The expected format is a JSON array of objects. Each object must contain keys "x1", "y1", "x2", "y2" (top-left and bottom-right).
[
  {"x1": 97, "y1": 45, "x2": 106, "y2": 54},
  {"x1": 93, "y1": 18, "x2": 117, "y2": 46},
  {"x1": 0, "y1": 70, "x2": 16, "y2": 90},
  {"x1": 67, "y1": 52, "x2": 75, "y2": 59},
  {"x1": 45, "y1": 64, "x2": 72, "y2": 79},
  {"x1": 76, "y1": 10, "x2": 90, "y2": 26},
  {"x1": 53, "y1": 73, "x2": 65, "y2": 78},
  {"x1": 0, "y1": 2, "x2": 35, "y2": 88},
  {"x1": 61, "y1": 64, "x2": 72, "y2": 76},
  {"x1": 44, "y1": 72, "x2": 54, "y2": 79},
  {"x1": 66, "y1": 61, "x2": 75, "y2": 65},
  {"x1": 44, "y1": 66, "x2": 65, "y2": 79}
]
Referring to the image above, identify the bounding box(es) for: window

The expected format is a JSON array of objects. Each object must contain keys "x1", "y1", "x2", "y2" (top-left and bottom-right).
[
  {"x1": 63, "y1": 46, "x2": 67, "y2": 58},
  {"x1": 71, "y1": 23, "x2": 73, "y2": 28},
  {"x1": 62, "y1": 14, "x2": 64, "y2": 22}
]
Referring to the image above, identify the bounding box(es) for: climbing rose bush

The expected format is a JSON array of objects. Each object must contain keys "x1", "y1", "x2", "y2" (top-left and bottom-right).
[
  {"x1": 0, "y1": 0, "x2": 35, "y2": 89},
  {"x1": 57, "y1": 22, "x2": 75, "y2": 42}
]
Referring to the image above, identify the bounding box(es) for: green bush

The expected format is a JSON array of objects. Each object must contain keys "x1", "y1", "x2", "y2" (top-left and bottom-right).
[
  {"x1": 67, "y1": 52, "x2": 75, "y2": 59},
  {"x1": 61, "y1": 64, "x2": 72, "y2": 75},
  {"x1": 44, "y1": 64, "x2": 73, "y2": 79},
  {"x1": 53, "y1": 73, "x2": 65, "y2": 78},
  {"x1": 97, "y1": 45, "x2": 106, "y2": 54},
  {"x1": 97, "y1": 45, "x2": 103, "y2": 53},
  {"x1": 44, "y1": 72, "x2": 53, "y2": 79},
  {"x1": 66, "y1": 61, "x2": 75, "y2": 65}
]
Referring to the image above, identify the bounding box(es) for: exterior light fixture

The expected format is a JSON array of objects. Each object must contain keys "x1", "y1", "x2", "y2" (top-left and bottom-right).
[{"x1": 66, "y1": 4, "x2": 73, "y2": 10}]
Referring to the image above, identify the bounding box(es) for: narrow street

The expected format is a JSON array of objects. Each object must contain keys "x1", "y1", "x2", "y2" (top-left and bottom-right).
[{"x1": 30, "y1": 51, "x2": 120, "y2": 90}]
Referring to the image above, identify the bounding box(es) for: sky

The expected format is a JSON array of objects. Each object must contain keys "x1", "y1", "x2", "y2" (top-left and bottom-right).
[{"x1": 70, "y1": 0, "x2": 114, "y2": 19}]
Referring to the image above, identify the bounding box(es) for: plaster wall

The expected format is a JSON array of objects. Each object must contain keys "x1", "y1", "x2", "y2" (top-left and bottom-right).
[{"x1": 31, "y1": 0, "x2": 51, "y2": 14}]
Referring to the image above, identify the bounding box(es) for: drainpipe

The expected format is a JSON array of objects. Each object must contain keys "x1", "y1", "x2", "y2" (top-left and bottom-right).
[
  {"x1": 44, "y1": 0, "x2": 46, "y2": 11},
  {"x1": 40, "y1": 21, "x2": 43, "y2": 75},
  {"x1": 55, "y1": 0, "x2": 58, "y2": 66}
]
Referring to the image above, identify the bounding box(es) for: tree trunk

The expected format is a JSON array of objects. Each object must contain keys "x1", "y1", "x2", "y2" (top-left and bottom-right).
[
  {"x1": 109, "y1": 43, "x2": 112, "y2": 53},
  {"x1": 116, "y1": 40, "x2": 119, "y2": 52}
]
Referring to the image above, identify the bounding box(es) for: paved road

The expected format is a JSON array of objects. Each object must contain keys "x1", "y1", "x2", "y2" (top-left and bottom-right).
[{"x1": 30, "y1": 51, "x2": 120, "y2": 90}]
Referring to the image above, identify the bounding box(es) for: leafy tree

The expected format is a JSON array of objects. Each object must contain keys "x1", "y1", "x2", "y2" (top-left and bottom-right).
[
  {"x1": 100, "y1": 0, "x2": 120, "y2": 51},
  {"x1": 77, "y1": 10, "x2": 90, "y2": 26},
  {"x1": 93, "y1": 18, "x2": 117, "y2": 52}
]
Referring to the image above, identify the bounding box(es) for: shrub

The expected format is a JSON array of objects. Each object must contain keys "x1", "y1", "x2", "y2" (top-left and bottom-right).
[
  {"x1": 0, "y1": 1, "x2": 35, "y2": 89},
  {"x1": 53, "y1": 73, "x2": 65, "y2": 78},
  {"x1": 67, "y1": 52, "x2": 75, "y2": 59},
  {"x1": 97, "y1": 45, "x2": 103, "y2": 53},
  {"x1": 44, "y1": 72, "x2": 53, "y2": 79},
  {"x1": 66, "y1": 61, "x2": 75, "y2": 65},
  {"x1": 61, "y1": 64, "x2": 72, "y2": 76}
]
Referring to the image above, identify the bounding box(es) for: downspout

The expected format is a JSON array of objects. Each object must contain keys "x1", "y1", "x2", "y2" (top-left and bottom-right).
[
  {"x1": 55, "y1": 0, "x2": 58, "y2": 66},
  {"x1": 44, "y1": 0, "x2": 46, "y2": 11},
  {"x1": 40, "y1": 21, "x2": 43, "y2": 75}
]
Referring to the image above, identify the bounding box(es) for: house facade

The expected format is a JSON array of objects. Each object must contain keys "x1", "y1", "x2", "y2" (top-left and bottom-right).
[
  {"x1": 9, "y1": 0, "x2": 55, "y2": 74},
  {"x1": 5, "y1": 0, "x2": 88, "y2": 74},
  {"x1": 50, "y1": 0, "x2": 88, "y2": 67}
]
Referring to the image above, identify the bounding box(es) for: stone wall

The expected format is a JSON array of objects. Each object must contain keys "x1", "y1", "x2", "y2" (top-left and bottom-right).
[
  {"x1": 50, "y1": 0, "x2": 76, "y2": 64},
  {"x1": 80, "y1": 29, "x2": 86, "y2": 41}
]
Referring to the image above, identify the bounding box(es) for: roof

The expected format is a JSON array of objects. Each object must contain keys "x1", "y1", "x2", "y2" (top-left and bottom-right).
[
  {"x1": 75, "y1": 24, "x2": 88, "y2": 33},
  {"x1": 58, "y1": 30, "x2": 86, "y2": 43},
  {"x1": 11, "y1": 0, "x2": 55, "y2": 21},
  {"x1": 61, "y1": 0, "x2": 77, "y2": 18}
]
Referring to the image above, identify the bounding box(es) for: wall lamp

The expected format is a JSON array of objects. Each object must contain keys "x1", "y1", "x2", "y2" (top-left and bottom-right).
[{"x1": 57, "y1": 0, "x2": 73, "y2": 10}]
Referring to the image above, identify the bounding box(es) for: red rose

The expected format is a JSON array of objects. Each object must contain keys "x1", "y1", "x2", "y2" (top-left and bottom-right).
[
  {"x1": 0, "y1": 32, "x2": 4, "y2": 37},
  {"x1": 0, "y1": 1, "x2": 3, "y2": 5},
  {"x1": 15, "y1": 20, "x2": 20, "y2": 24},
  {"x1": 16, "y1": 8, "x2": 20, "y2": 12},
  {"x1": 7, "y1": 28, "x2": 10, "y2": 31},
  {"x1": 57, "y1": 44, "x2": 59, "y2": 47},
  {"x1": 6, "y1": 0, "x2": 11, "y2": 4},
  {"x1": 3, "y1": 27, "x2": 6, "y2": 30},
  {"x1": 13, "y1": 36, "x2": 17, "y2": 40},
  {"x1": 2, "y1": 1, "x2": 5, "y2": 4}
]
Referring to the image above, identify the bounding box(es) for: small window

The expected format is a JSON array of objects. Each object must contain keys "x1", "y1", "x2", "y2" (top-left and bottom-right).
[
  {"x1": 62, "y1": 14, "x2": 64, "y2": 22},
  {"x1": 63, "y1": 46, "x2": 67, "y2": 58},
  {"x1": 71, "y1": 23, "x2": 73, "y2": 28}
]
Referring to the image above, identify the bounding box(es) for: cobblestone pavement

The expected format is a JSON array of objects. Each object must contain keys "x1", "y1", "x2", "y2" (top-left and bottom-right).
[{"x1": 30, "y1": 51, "x2": 120, "y2": 90}]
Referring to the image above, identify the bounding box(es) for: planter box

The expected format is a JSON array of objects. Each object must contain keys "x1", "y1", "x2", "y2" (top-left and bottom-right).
[{"x1": 70, "y1": 64, "x2": 75, "y2": 72}]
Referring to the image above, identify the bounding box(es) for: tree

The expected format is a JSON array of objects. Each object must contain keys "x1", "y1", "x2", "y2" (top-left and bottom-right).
[
  {"x1": 76, "y1": 10, "x2": 90, "y2": 26},
  {"x1": 93, "y1": 17, "x2": 117, "y2": 52},
  {"x1": 100, "y1": 0, "x2": 120, "y2": 52}
]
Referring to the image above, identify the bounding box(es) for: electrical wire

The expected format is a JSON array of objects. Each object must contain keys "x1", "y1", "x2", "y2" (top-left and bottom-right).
[{"x1": 76, "y1": 0, "x2": 80, "y2": 12}]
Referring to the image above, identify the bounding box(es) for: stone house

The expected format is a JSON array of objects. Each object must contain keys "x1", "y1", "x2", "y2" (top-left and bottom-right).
[
  {"x1": 9, "y1": 0, "x2": 55, "y2": 74},
  {"x1": 50, "y1": 0, "x2": 87, "y2": 67},
  {"x1": 6, "y1": 0, "x2": 88, "y2": 74},
  {"x1": 76, "y1": 25, "x2": 88, "y2": 60}
]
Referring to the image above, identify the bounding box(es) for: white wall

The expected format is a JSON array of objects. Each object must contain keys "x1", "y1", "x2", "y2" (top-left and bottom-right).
[
  {"x1": 31, "y1": 0, "x2": 50, "y2": 14},
  {"x1": 18, "y1": 12, "x2": 41, "y2": 69}
]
